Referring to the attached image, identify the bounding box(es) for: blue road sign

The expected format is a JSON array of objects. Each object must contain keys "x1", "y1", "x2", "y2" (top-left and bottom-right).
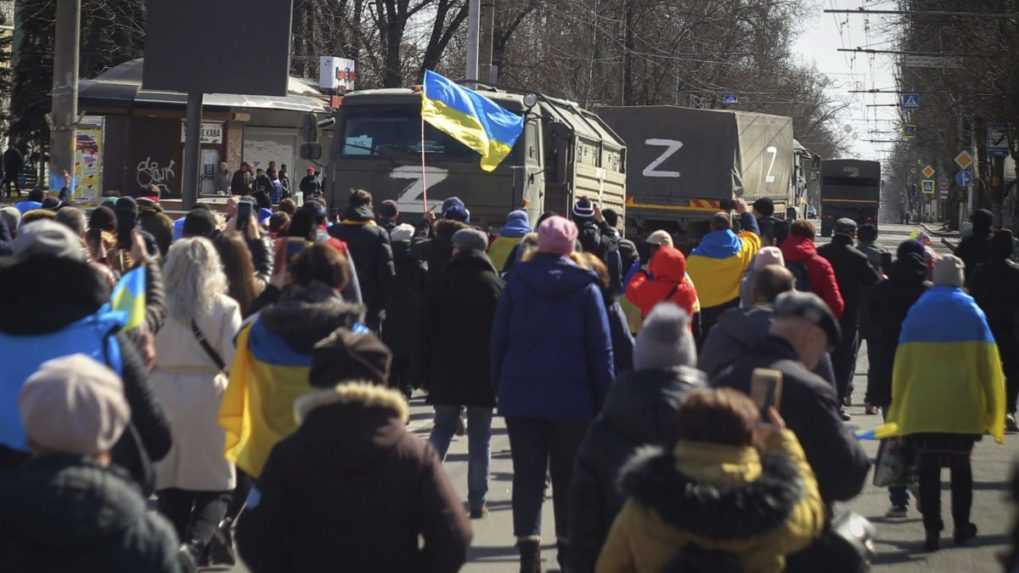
[
  {"x1": 722, "y1": 94, "x2": 738, "y2": 105},
  {"x1": 901, "y1": 94, "x2": 920, "y2": 109},
  {"x1": 955, "y1": 170, "x2": 972, "y2": 187}
]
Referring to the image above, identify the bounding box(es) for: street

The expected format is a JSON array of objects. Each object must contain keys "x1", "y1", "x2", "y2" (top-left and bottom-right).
[{"x1": 222, "y1": 222, "x2": 1019, "y2": 572}]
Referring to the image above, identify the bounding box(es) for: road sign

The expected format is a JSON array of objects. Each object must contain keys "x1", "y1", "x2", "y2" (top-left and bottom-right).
[
  {"x1": 988, "y1": 124, "x2": 1010, "y2": 158},
  {"x1": 921, "y1": 165, "x2": 935, "y2": 179},
  {"x1": 721, "y1": 94, "x2": 738, "y2": 105},
  {"x1": 955, "y1": 170, "x2": 973, "y2": 187},
  {"x1": 901, "y1": 94, "x2": 921, "y2": 109},
  {"x1": 921, "y1": 179, "x2": 935, "y2": 195},
  {"x1": 954, "y1": 150, "x2": 974, "y2": 170},
  {"x1": 903, "y1": 124, "x2": 917, "y2": 139}
]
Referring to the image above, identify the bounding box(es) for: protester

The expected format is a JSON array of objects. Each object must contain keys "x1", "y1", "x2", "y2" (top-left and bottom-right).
[
  {"x1": 267, "y1": 212, "x2": 289, "y2": 239},
  {"x1": 818, "y1": 218, "x2": 882, "y2": 415},
  {"x1": 0, "y1": 355, "x2": 181, "y2": 572},
  {"x1": 15, "y1": 188, "x2": 44, "y2": 214},
  {"x1": 779, "y1": 220, "x2": 844, "y2": 317},
  {"x1": 382, "y1": 223, "x2": 426, "y2": 397},
  {"x1": 230, "y1": 163, "x2": 253, "y2": 196},
  {"x1": 577, "y1": 251, "x2": 635, "y2": 374},
  {"x1": 1, "y1": 145, "x2": 23, "y2": 198},
  {"x1": 267, "y1": 168, "x2": 284, "y2": 204},
  {"x1": 625, "y1": 244, "x2": 698, "y2": 319},
  {"x1": 713, "y1": 291, "x2": 869, "y2": 507},
  {"x1": 740, "y1": 246, "x2": 784, "y2": 308},
  {"x1": 273, "y1": 206, "x2": 362, "y2": 307},
  {"x1": 0, "y1": 220, "x2": 172, "y2": 491},
  {"x1": 573, "y1": 198, "x2": 623, "y2": 295},
  {"x1": 328, "y1": 190, "x2": 395, "y2": 332},
  {"x1": 423, "y1": 228, "x2": 504, "y2": 518},
  {"x1": 753, "y1": 197, "x2": 789, "y2": 247},
  {"x1": 956, "y1": 208, "x2": 994, "y2": 286},
  {"x1": 880, "y1": 255, "x2": 1005, "y2": 551},
  {"x1": 379, "y1": 199, "x2": 400, "y2": 233},
  {"x1": 115, "y1": 196, "x2": 160, "y2": 264},
  {"x1": 686, "y1": 202, "x2": 761, "y2": 341},
  {"x1": 229, "y1": 199, "x2": 273, "y2": 286},
  {"x1": 151, "y1": 238, "x2": 241, "y2": 566},
  {"x1": 855, "y1": 224, "x2": 887, "y2": 415},
  {"x1": 601, "y1": 208, "x2": 639, "y2": 277},
  {"x1": 595, "y1": 389, "x2": 824, "y2": 573},
  {"x1": 278, "y1": 198, "x2": 297, "y2": 217},
  {"x1": 414, "y1": 196, "x2": 471, "y2": 285},
  {"x1": 181, "y1": 205, "x2": 219, "y2": 240},
  {"x1": 489, "y1": 209, "x2": 530, "y2": 272},
  {"x1": 299, "y1": 165, "x2": 321, "y2": 197},
  {"x1": 252, "y1": 168, "x2": 272, "y2": 199},
  {"x1": 569, "y1": 304, "x2": 705, "y2": 573},
  {"x1": 491, "y1": 215, "x2": 615, "y2": 572},
  {"x1": 236, "y1": 329, "x2": 471, "y2": 572},
  {"x1": 55, "y1": 205, "x2": 87, "y2": 239},
  {"x1": 215, "y1": 162, "x2": 232, "y2": 195},
  {"x1": 970, "y1": 229, "x2": 1019, "y2": 432},
  {"x1": 501, "y1": 211, "x2": 556, "y2": 278}
]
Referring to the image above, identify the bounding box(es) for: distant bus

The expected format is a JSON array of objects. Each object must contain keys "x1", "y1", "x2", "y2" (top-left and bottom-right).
[{"x1": 820, "y1": 159, "x2": 880, "y2": 237}]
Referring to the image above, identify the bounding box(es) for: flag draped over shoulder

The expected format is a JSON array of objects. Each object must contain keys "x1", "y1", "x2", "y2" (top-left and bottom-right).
[
  {"x1": 110, "y1": 265, "x2": 146, "y2": 331},
  {"x1": 878, "y1": 286, "x2": 1006, "y2": 443},
  {"x1": 686, "y1": 230, "x2": 761, "y2": 309},
  {"x1": 421, "y1": 70, "x2": 525, "y2": 172}
]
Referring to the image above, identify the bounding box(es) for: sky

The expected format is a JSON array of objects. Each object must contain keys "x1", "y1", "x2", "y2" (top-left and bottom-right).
[{"x1": 792, "y1": 0, "x2": 902, "y2": 161}]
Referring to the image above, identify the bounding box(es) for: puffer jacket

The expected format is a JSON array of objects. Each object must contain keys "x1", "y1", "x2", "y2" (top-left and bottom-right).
[
  {"x1": 595, "y1": 430, "x2": 825, "y2": 573},
  {"x1": 0, "y1": 455, "x2": 181, "y2": 572},
  {"x1": 625, "y1": 246, "x2": 698, "y2": 318},
  {"x1": 780, "y1": 235, "x2": 845, "y2": 318},
  {"x1": 569, "y1": 366, "x2": 706, "y2": 573}
]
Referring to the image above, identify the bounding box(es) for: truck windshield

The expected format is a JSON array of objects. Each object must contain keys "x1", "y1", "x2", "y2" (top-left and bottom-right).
[{"x1": 340, "y1": 109, "x2": 481, "y2": 160}]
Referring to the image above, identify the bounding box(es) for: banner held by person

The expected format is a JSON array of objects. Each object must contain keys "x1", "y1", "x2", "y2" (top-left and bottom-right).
[{"x1": 108, "y1": 265, "x2": 147, "y2": 331}]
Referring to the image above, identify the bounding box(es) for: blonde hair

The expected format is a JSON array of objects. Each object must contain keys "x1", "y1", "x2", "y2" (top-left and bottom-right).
[
  {"x1": 519, "y1": 232, "x2": 540, "y2": 263},
  {"x1": 574, "y1": 252, "x2": 609, "y2": 288},
  {"x1": 163, "y1": 237, "x2": 227, "y2": 323}
]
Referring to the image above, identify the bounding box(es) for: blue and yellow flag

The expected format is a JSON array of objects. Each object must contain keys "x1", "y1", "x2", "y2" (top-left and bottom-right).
[
  {"x1": 421, "y1": 70, "x2": 525, "y2": 172},
  {"x1": 686, "y1": 229, "x2": 761, "y2": 309},
  {"x1": 110, "y1": 265, "x2": 146, "y2": 331}
]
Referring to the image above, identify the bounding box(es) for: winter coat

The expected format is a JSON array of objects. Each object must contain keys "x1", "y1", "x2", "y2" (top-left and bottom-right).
[
  {"x1": 957, "y1": 230, "x2": 993, "y2": 286},
  {"x1": 606, "y1": 298, "x2": 634, "y2": 375},
  {"x1": 422, "y1": 251, "x2": 504, "y2": 407},
  {"x1": 236, "y1": 383, "x2": 472, "y2": 573},
  {"x1": 489, "y1": 211, "x2": 530, "y2": 271},
  {"x1": 137, "y1": 198, "x2": 174, "y2": 258},
  {"x1": 818, "y1": 235, "x2": 881, "y2": 328},
  {"x1": 298, "y1": 174, "x2": 321, "y2": 197},
  {"x1": 491, "y1": 253, "x2": 615, "y2": 419},
  {"x1": 756, "y1": 214, "x2": 789, "y2": 247},
  {"x1": 879, "y1": 286, "x2": 1006, "y2": 443},
  {"x1": 569, "y1": 366, "x2": 706, "y2": 573},
  {"x1": 971, "y1": 256, "x2": 1019, "y2": 377},
  {"x1": 382, "y1": 239, "x2": 427, "y2": 363},
  {"x1": 855, "y1": 241, "x2": 887, "y2": 337},
  {"x1": 625, "y1": 246, "x2": 698, "y2": 318},
  {"x1": 328, "y1": 208, "x2": 396, "y2": 327},
  {"x1": 686, "y1": 214, "x2": 762, "y2": 310},
  {"x1": 414, "y1": 219, "x2": 471, "y2": 286},
  {"x1": 231, "y1": 170, "x2": 252, "y2": 195},
  {"x1": 3, "y1": 147, "x2": 23, "y2": 175},
  {"x1": 867, "y1": 254, "x2": 930, "y2": 407},
  {"x1": 595, "y1": 430, "x2": 825, "y2": 573},
  {"x1": 712, "y1": 335, "x2": 870, "y2": 505},
  {"x1": 699, "y1": 305, "x2": 837, "y2": 385},
  {"x1": 780, "y1": 235, "x2": 845, "y2": 319},
  {"x1": 151, "y1": 294, "x2": 241, "y2": 492},
  {"x1": 0, "y1": 256, "x2": 172, "y2": 491},
  {"x1": 579, "y1": 220, "x2": 625, "y2": 296},
  {"x1": 0, "y1": 455, "x2": 181, "y2": 573}
]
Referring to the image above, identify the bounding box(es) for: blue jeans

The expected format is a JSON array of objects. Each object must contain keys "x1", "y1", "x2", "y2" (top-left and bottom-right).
[{"x1": 429, "y1": 405, "x2": 493, "y2": 510}]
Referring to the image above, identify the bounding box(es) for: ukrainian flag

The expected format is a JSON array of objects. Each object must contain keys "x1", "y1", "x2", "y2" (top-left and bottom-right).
[
  {"x1": 421, "y1": 70, "x2": 525, "y2": 172},
  {"x1": 879, "y1": 286, "x2": 1005, "y2": 443},
  {"x1": 110, "y1": 266, "x2": 146, "y2": 331},
  {"x1": 686, "y1": 229, "x2": 761, "y2": 309}
]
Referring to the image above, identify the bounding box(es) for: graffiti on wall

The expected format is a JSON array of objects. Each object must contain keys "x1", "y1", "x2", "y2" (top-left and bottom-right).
[{"x1": 136, "y1": 157, "x2": 177, "y2": 195}]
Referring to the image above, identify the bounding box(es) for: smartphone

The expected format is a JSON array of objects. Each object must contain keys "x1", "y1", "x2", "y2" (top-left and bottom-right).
[
  {"x1": 750, "y1": 368, "x2": 783, "y2": 414},
  {"x1": 236, "y1": 201, "x2": 252, "y2": 231}
]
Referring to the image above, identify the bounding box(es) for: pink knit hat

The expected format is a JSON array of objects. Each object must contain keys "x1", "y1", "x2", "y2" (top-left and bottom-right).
[
  {"x1": 753, "y1": 246, "x2": 785, "y2": 271},
  {"x1": 537, "y1": 216, "x2": 578, "y2": 256}
]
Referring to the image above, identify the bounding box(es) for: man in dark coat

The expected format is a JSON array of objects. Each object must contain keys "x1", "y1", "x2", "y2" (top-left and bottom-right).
[
  {"x1": 568, "y1": 303, "x2": 705, "y2": 573},
  {"x1": 956, "y1": 208, "x2": 994, "y2": 286},
  {"x1": 2, "y1": 146, "x2": 24, "y2": 198},
  {"x1": 236, "y1": 329, "x2": 472, "y2": 573},
  {"x1": 817, "y1": 218, "x2": 881, "y2": 416},
  {"x1": 713, "y1": 291, "x2": 870, "y2": 507},
  {"x1": 328, "y1": 190, "x2": 396, "y2": 332},
  {"x1": 423, "y1": 228, "x2": 504, "y2": 518},
  {"x1": 971, "y1": 229, "x2": 1019, "y2": 432},
  {"x1": 230, "y1": 162, "x2": 252, "y2": 196},
  {"x1": 137, "y1": 188, "x2": 174, "y2": 258},
  {"x1": 753, "y1": 197, "x2": 789, "y2": 247},
  {"x1": 382, "y1": 223, "x2": 426, "y2": 397},
  {"x1": 298, "y1": 165, "x2": 321, "y2": 198},
  {"x1": 413, "y1": 196, "x2": 471, "y2": 286}
]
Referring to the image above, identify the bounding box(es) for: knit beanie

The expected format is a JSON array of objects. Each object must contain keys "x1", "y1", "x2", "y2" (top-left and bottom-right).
[
  {"x1": 13, "y1": 219, "x2": 86, "y2": 261},
  {"x1": 441, "y1": 196, "x2": 469, "y2": 222},
  {"x1": 933, "y1": 254, "x2": 965, "y2": 287},
  {"x1": 501, "y1": 209, "x2": 530, "y2": 238},
  {"x1": 896, "y1": 239, "x2": 925, "y2": 260},
  {"x1": 379, "y1": 200, "x2": 399, "y2": 219},
  {"x1": 309, "y1": 328, "x2": 393, "y2": 388},
  {"x1": 573, "y1": 197, "x2": 595, "y2": 221},
  {"x1": 389, "y1": 223, "x2": 415, "y2": 243},
  {"x1": 753, "y1": 246, "x2": 785, "y2": 271},
  {"x1": 537, "y1": 215, "x2": 578, "y2": 256},
  {"x1": 452, "y1": 228, "x2": 489, "y2": 252},
  {"x1": 633, "y1": 303, "x2": 696, "y2": 371},
  {"x1": 19, "y1": 354, "x2": 130, "y2": 455}
]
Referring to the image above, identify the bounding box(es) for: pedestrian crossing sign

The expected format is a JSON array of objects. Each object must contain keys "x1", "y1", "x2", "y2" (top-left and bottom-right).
[{"x1": 922, "y1": 179, "x2": 935, "y2": 195}]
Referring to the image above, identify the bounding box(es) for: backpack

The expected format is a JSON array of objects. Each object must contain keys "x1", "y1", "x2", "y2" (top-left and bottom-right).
[
  {"x1": 578, "y1": 221, "x2": 604, "y2": 258},
  {"x1": 787, "y1": 260, "x2": 812, "y2": 292},
  {"x1": 616, "y1": 237, "x2": 639, "y2": 274}
]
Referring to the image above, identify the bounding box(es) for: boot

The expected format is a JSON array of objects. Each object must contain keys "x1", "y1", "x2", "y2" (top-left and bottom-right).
[
  {"x1": 517, "y1": 537, "x2": 542, "y2": 573},
  {"x1": 206, "y1": 517, "x2": 237, "y2": 566},
  {"x1": 954, "y1": 522, "x2": 978, "y2": 546}
]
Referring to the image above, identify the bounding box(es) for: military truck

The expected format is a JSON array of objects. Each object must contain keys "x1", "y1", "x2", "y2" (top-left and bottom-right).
[
  {"x1": 320, "y1": 88, "x2": 626, "y2": 231},
  {"x1": 596, "y1": 106, "x2": 795, "y2": 245}
]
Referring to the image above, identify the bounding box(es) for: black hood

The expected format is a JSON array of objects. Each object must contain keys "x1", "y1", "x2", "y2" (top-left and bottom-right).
[
  {"x1": 0, "y1": 256, "x2": 110, "y2": 335},
  {"x1": 260, "y1": 281, "x2": 363, "y2": 353},
  {"x1": 601, "y1": 367, "x2": 705, "y2": 447},
  {"x1": 447, "y1": 250, "x2": 497, "y2": 275},
  {"x1": 890, "y1": 253, "x2": 928, "y2": 285},
  {"x1": 619, "y1": 445, "x2": 802, "y2": 540}
]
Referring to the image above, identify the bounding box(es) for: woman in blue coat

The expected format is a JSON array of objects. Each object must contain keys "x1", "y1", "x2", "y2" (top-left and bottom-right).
[{"x1": 491, "y1": 215, "x2": 615, "y2": 573}]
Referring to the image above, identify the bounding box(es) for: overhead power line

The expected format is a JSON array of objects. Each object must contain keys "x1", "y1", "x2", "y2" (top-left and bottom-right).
[
  {"x1": 837, "y1": 48, "x2": 993, "y2": 58},
  {"x1": 824, "y1": 8, "x2": 1019, "y2": 18}
]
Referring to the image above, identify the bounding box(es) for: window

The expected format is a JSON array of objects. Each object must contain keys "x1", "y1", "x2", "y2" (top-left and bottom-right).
[{"x1": 341, "y1": 108, "x2": 503, "y2": 161}]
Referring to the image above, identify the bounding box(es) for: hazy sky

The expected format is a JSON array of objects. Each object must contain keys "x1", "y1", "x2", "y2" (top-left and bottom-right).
[{"x1": 792, "y1": 0, "x2": 901, "y2": 161}]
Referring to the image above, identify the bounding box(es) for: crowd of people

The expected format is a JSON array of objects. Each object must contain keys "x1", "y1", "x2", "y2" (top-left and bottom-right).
[{"x1": 0, "y1": 178, "x2": 1014, "y2": 573}]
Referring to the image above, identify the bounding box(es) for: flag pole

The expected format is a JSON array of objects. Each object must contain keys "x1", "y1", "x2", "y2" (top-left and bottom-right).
[{"x1": 420, "y1": 113, "x2": 429, "y2": 213}]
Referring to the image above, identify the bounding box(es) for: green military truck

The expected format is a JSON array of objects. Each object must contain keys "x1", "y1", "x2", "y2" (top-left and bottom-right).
[{"x1": 321, "y1": 88, "x2": 627, "y2": 231}]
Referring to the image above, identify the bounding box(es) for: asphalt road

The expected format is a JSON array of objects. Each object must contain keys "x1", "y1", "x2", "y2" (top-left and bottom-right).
[{"x1": 222, "y1": 222, "x2": 1017, "y2": 573}]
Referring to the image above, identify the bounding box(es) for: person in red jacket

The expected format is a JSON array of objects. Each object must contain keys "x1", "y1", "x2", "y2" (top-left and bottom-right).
[
  {"x1": 780, "y1": 221, "x2": 845, "y2": 319},
  {"x1": 625, "y1": 245, "x2": 698, "y2": 319}
]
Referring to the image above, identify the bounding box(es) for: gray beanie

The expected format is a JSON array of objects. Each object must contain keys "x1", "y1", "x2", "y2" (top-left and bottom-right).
[
  {"x1": 933, "y1": 254, "x2": 964, "y2": 287},
  {"x1": 452, "y1": 228, "x2": 488, "y2": 252},
  {"x1": 634, "y1": 303, "x2": 697, "y2": 371},
  {"x1": 13, "y1": 219, "x2": 85, "y2": 261}
]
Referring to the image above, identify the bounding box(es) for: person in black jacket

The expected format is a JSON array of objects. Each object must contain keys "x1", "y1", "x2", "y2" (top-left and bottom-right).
[
  {"x1": 2, "y1": 145, "x2": 24, "y2": 198},
  {"x1": 413, "y1": 197, "x2": 471, "y2": 286},
  {"x1": 230, "y1": 162, "x2": 252, "y2": 196},
  {"x1": 382, "y1": 223, "x2": 426, "y2": 397},
  {"x1": 713, "y1": 291, "x2": 870, "y2": 507},
  {"x1": 573, "y1": 198, "x2": 623, "y2": 296},
  {"x1": 237, "y1": 329, "x2": 472, "y2": 573},
  {"x1": 971, "y1": 229, "x2": 1019, "y2": 432},
  {"x1": 424, "y1": 228, "x2": 504, "y2": 518},
  {"x1": 568, "y1": 303, "x2": 705, "y2": 573},
  {"x1": 817, "y1": 218, "x2": 881, "y2": 416},
  {"x1": 753, "y1": 197, "x2": 789, "y2": 247},
  {"x1": 956, "y1": 208, "x2": 994, "y2": 286},
  {"x1": 329, "y1": 190, "x2": 395, "y2": 332},
  {"x1": 298, "y1": 165, "x2": 321, "y2": 198}
]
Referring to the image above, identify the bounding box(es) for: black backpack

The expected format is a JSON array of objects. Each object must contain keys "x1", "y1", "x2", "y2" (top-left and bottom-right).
[
  {"x1": 578, "y1": 221, "x2": 604, "y2": 257},
  {"x1": 787, "y1": 260, "x2": 812, "y2": 292}
]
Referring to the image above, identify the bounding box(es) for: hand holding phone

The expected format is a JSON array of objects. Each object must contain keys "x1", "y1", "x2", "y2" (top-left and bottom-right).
[{"x1": 750, "y1": 368, "x2": 783, "y2": 414}]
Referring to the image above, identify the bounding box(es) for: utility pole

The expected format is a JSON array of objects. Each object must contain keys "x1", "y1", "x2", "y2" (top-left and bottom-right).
[
  {"x1": 49, "y1": 0, "x2": 80, "y2": 193},
  {"x1": 465, "y1": 0, "x2": 480, "y2": 83},
  {"x1": 181, "y1": 93, "x2": 203, "y2": 210},
  {"x1": 479, "y1": 0, "x2": 495, "y2": 85}
]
